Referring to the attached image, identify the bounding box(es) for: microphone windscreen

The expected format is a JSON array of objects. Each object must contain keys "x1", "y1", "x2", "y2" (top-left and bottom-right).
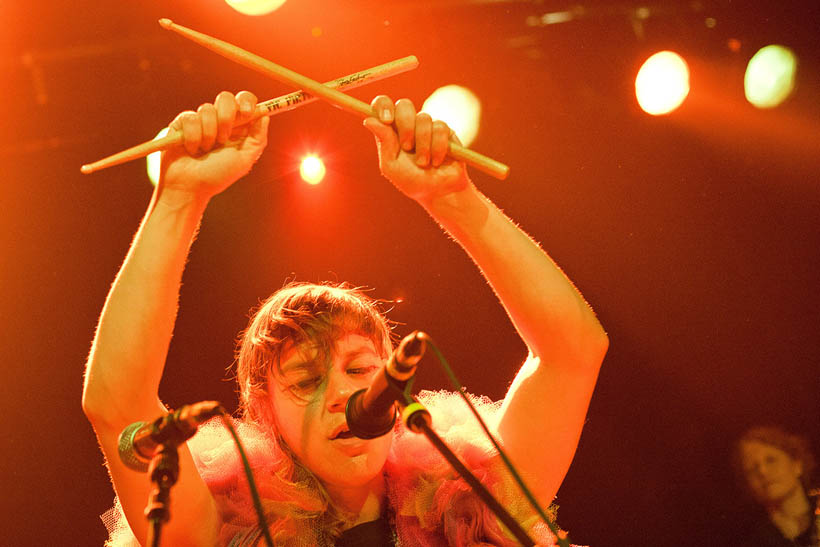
[{"x1": 117, "y1": 421, "x2": 149, "y2": 472}]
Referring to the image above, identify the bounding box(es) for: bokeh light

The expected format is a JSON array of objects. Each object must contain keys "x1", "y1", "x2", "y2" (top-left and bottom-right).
[
  {"x1": 421, "y1": 85, "x2": 481, "y2": 147},
  {"x1": 146, "y1": 127, "x2": 170, "y2": 187},
  {"x1": 635, "y1": 51, "x2": 690, "y2": 116},
  {"x1": 744, "y1": 45, "x2": 797, "y2": 108},
  {"x1": 300, "y1": 155, "x2": 326, "y2": 185},
  {"x1": 225, "y1": 0, "x2": 287, "y2": 16}
]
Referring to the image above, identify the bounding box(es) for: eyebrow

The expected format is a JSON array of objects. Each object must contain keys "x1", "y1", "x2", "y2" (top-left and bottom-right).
[
  {"x1": 280, "y1": 359, "x2": 321, "y2": 375},
  {"x1": 339, "y1": 347, "x2": 380, "y2": 364},
  {"x1": 279, "y1": 344, "x2": 381, "y2": 374}
]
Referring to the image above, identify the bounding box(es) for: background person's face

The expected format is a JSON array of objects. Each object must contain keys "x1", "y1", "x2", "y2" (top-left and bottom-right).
[
  {"x1": 740, "y1": 440, "x2": 804, "y2": 504},
  {"x1": 268, "y1": 333, "x2": 393, "y2": 490}
]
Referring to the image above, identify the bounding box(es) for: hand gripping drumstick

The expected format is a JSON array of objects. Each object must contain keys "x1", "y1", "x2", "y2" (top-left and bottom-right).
[
  {"x1": 80, "y1": 56, "x2": 419, "y2": 174},
  {"x1": 158, "y1": 18, "x2": 510, "y2": 180}
]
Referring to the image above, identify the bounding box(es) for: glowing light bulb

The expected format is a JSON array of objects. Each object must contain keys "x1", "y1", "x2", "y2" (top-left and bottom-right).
[
  {"x1": 225, "y1": 0, "x2": 286, "y2": 16},
  {"x1": 300, "y1": 155, "x2": 326, "y2": 185},
  {"x1": 421, "y1": 85, "x2": 481, "y2": 147},
  {"x1": 635, "y1": 51, "x2": 690, "y2": 115},
  {"x1": 745, "y1": 45, "x2": 797, "y2": 108}
]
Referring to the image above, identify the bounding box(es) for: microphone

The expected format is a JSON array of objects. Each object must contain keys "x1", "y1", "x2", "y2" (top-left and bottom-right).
[
  {"x1": 345, "y1": 331, "x2": 427, "y2": 439},
  {"x1": 117, "y1": 400, "x2": 223, "y2": 472}
]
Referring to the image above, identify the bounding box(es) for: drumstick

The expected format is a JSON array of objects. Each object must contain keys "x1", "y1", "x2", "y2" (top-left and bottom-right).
[
  {"x1": 80, "y1": 56, "x2": 419, "y2": 174},
  {"x1": 158, "y1": 18, "x2": 509, "y2": 180}
]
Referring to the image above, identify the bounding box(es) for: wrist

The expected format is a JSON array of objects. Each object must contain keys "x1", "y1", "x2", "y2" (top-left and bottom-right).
[
  {"x1": 153, "y1": 184, "x2": 212, "y2": 214},
  {"x1": 421, "y1": 181, "x2": 490, "y2": 236},
  {"x1": 416, "y1": 169, "x2": 474, "y2": 209}
]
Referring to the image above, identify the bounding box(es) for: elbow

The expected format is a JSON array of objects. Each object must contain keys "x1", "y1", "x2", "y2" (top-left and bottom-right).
[
  {"x1": 81, "y1": 384, "x2": 106, "y2": 424},
  {"x1": 81, "y1": 388, "x2": 133, "y2": 434},
  {"x1": 82, "y1": 356, "x2": 104, "y2": 421},
  {"x1": 571, "y1": 322, "x2": 608, "y2": 376},
  {"x1": 81, "y1": 366, "x2": 117, "y2": 426},
  {"x1": 594, "y1": 326, "x2": 609, "y2": 358},
  {"x1": 586, "y1": 324, "x2": 609, "y2": 371},
  {"x1": 583, "y1": 308, "x2": 609, "y2": 359},
  {"x1": 82, "y1": 364, "x2": 163, "y2": 431}
]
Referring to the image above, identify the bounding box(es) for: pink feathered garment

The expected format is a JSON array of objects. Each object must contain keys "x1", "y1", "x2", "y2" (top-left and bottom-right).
[
  {"x1": 103, "y1": 383, "x2": 562, "y2": 546},
  {"x1": 384, "y1": 389, "x2": 558, "y2": 546}
]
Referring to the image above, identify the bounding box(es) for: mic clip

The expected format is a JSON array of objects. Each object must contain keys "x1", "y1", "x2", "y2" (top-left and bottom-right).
[{"x1": 117, "y1": 401, "x2": 223, "y2": 472}]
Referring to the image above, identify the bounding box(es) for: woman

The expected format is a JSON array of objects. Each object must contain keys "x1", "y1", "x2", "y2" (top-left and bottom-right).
[
  {"x1": 83, "y1": 90, "x2": 608, "y2": 545},
  {"x1": 733, "y1": 426, "x2": 819, "y2": 547}
]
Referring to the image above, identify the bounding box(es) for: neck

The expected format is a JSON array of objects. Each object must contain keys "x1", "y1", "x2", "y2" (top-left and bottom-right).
[
  {"x1": 767, "y1": 486, "x2": 811, "y2": 538},
  {"x1": 768, "y1": 485, "x2": 810, "y2": 516},
  {"x1": 325, "y1": 474, "x2": 386, "y2": 528}
]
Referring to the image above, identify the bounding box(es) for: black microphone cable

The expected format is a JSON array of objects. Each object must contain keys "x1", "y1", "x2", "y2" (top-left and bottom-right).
[
  {"x1": 118, "y1": 404, "x2": 274, "y2": 547},
  {"x1": 423, "y1": 336, "x2": 570, "y2": 547}
]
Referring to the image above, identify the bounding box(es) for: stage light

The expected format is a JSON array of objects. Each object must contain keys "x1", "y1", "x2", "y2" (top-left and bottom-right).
[
  {"x1": 225, "y1": 0, "x2": 286, "y2": 16},
  {"x1": 745, "y1": 45, "x2": 797, "y2": 109},
  {"x1": 146, "y1": 127, "x2": 170, "y2": 187},
  {"x1": 421, "y1": 85, "x2": 481, "y2": 147},
  {"x1": 635, "y1": 51, "x2": 690, "y2": 115},
  {"x1": 300, "y1": 155, "x2": 326, "y2": 185}
]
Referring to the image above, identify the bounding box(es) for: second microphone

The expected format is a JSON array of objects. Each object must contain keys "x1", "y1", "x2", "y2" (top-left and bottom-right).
[{"x1": 344, "y1": 330, "x2": 427, "y2": 439}]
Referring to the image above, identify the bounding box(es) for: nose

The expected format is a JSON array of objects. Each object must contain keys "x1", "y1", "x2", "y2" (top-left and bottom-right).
[
  {"x1": 325, "y1": 369, "x2": 357, "y2": 412},
  {"x1": 749, "y1": 461, "x2": 768, "y2": 480}
]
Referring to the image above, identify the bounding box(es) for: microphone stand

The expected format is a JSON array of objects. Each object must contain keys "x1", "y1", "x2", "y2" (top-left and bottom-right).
[
  {"x1": 129, "y1": 402, "x2": 224, "y2": 547},
  {"x1": 144, "y1": 442, "x2": 181, "y2": 547},
  {"x1": 398, "y1": 397, "x2": 536, "y2": 546}
]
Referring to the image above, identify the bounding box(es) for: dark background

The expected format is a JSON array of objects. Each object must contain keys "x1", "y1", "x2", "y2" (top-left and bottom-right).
[{"x1": 1, "y1": 1, "x2": 818, "y2": 545}]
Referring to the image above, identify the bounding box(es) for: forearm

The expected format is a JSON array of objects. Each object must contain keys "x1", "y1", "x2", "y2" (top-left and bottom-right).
[
  {"x1": 83, "y1": 90, "x2": 267, "y2": 421},
  {"x1": 364, "y1": 96, "x2": 606, "y2": 504},
  {"x1": 423, "y1": 182, "x2": 608, "y2": 505},
  {"x1": 421, "y1": 182, "x2": 607, "y2": 366},
  {"x1": 82, "y1": 187, "x2": 210, "y2": 425},
  {"x1": 80, "y1": 90, "x2": 265, "y2": 546}
]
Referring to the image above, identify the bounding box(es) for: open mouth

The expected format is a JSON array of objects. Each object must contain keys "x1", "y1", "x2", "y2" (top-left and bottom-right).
[{"x1": 332, "y1": 429, "x2": 355, "y2": 440}]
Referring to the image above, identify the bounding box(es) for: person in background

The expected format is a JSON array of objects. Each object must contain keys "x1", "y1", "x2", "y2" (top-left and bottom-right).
[{"x1": 733, "y1": 426, "x2": 819, "y2": 547}]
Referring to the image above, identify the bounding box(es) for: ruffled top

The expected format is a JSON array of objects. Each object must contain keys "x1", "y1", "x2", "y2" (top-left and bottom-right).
[{"x1": 103, "y1": 375, "x2": 559, "y2": 546}]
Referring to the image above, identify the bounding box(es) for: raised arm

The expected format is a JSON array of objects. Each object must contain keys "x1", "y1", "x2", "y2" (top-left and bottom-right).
[
  {"x1": 82, "y1": 91, "x2": 269, "y2": 545},
  {"x1": 364, "y1": 96, "x2": 608, "y2": 508}
]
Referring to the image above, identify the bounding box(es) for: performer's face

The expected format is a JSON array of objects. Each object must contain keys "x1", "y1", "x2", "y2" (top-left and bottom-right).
[
  {"x1": 739, "y1": 440, "x2": 803, "y2": 504},
  {"x1": 268, "y1": 333, "x2": 392, "y2": 490}
]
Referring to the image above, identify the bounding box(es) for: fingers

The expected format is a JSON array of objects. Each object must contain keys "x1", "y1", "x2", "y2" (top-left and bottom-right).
[
  {"x1": 247, "y1": 115, "x2": 270, "y2": 147},
  {"x1": 170, "y1": 91, "x2": 260, "y2": 156},
  {"x1": 370, "y1": 95, "x2": 394, "y2": 125},
  {"x1": 367, "y1": 95, "x2": 458, "y2": 171},
  {"x1": 430, "y1": 120, "x2": 451, "y2": 167},
  {"x1": 394, "y1": 98, "x2": 454, "y2": 168},
  {"x1": 394, "y1": 98, "x2": 416, "y2": 152},
  {"x1": 364, "y1": 95, "x2": 400, "y2": 161},
  {"x1": 196, "y1": 103, "x2": 217, "y2": 151},
  {"x1": 178, "y1": 111, "x2": 202, "y2": 156},
  {"x1": 411, "y1": 116, "x2": 452, "y2": 168},
  {"x1": 214, "y1": 91, "x2": 239, "y2": 145},
  {"x1": 363, "y1": 117, "x2": 399, "y2": 161},
  {"x1": 413, "y1": 112, "x2": 433, "y2": 167}
]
